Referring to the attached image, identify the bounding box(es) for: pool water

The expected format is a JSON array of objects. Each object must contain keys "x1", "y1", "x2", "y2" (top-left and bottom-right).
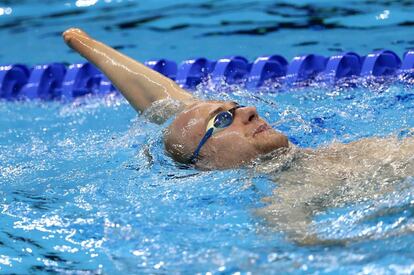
[
  {"x1": 1, "y1": 79, "x2": 414, "y2": 273},
  {"x1": 1, "y1": 0, "x2": 414, "y2": 273},
  {"x1": 1, "y1": 0, "x2": 414, "y2": 65}
]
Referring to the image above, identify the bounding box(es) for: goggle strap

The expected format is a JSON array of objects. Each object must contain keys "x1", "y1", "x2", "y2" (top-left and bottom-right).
[
  {"x1": 190, "y1": 104, "x2": 245, "y2": 164},
  {"x1": 190, "y1": 127, "x2": 214, "y2": 163}
]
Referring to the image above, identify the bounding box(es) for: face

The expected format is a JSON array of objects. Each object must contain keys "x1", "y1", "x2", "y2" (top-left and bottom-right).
[{"x1": 165, "y1": 100, "x2": 289, "y2": 169}]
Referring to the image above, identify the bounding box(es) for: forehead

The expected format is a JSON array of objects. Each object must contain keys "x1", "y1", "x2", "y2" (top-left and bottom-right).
[
  {"x1": 187, "y1": 100, "x2": 236, "y2": 115},
  {"x1": 173, "y1": 100, "x2": 232, "y2": 130}
]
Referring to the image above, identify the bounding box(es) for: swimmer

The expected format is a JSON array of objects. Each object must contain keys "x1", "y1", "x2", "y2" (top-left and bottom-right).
[
  {"x1": 63, "y1": 28, "x2": 414, "y2": 244},
  {"x1": 63, "y1": 28, "x2": 289, "y2": 169}
]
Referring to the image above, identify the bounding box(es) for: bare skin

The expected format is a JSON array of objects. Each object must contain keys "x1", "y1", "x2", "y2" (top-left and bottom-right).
[
  {"x1": 63, "y1": 28, "x2": 414, "y2": 245},
  {"x1": 164, "y1": 100, "x2": 289, "y2": 169},
  {"x1": 63, "y1": 28, "x2": 289, "y2": 169},
  {"x1": 63, "y1": 28, "x2": 195, "y2": 113},
  {"x1": 255, "y1": 135, "x2": 414, "y2": 244}
]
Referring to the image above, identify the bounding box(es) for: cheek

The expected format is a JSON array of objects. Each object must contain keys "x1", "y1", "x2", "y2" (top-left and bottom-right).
[{"x1": 210, "y1": 131, "x2": 257, "y2": 157}]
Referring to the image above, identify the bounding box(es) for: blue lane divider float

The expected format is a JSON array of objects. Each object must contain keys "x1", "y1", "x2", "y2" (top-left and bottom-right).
[
  {"x1": 0, "y1": 64, "x2": 30, "y2": 99},
  {"x1": 401, "y1": 50, "x2": 414, "y2": 71},
  {"x1": 61, "y1": 62, "x2": 116, "y2": 99},
  {"x1": 145, "y1": 59, "x2": 177, "y2": 80},
  {"x1": 246, "y1": 55, "x2": 288, "y2": 88},
  {"x1": 176, "y1": 58, "x2": 215, "y2": 89},
  {"x1": 321, "y1": 52, "x2": 361, "y2": 82},
  {"x1": 210, "y1": 56, "x2": 250, "y2": 85},
  {"x1": 285, "y1": 54, "x2": 327, "y2": 84},
  {"x1": 1, "y1": 49, "x2": 414, "y2": 101},
  {"x1": 20, "y1": 63, "x2": 66, "y2": 100},
  {"x1": 360, "y1": 50, "x2": 401, "y2": 77}
]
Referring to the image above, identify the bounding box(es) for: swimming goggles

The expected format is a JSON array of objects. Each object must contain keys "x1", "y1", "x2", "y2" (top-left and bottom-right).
[{"x1": 190, "y1": 104, "x2": 244, "y2": 163}]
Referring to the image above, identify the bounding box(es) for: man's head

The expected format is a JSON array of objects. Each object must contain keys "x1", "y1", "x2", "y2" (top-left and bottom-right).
[{"x1": 164, "y1": 100, "x2": 289, "y2": 169}]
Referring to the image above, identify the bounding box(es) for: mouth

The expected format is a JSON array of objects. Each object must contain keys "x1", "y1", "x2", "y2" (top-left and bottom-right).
[{"x1": 253, "y1": 123, "x2": 272, "y2": 137}]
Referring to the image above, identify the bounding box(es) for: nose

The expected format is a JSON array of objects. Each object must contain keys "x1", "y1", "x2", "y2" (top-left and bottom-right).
[{"x1": 236, "y1": 106, "x2": 258, "y2": 124}]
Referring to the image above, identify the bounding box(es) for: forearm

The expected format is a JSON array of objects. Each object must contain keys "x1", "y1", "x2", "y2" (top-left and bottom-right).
[{"x1": 63, "y1": 28, "x2": 195, "y2": 112}]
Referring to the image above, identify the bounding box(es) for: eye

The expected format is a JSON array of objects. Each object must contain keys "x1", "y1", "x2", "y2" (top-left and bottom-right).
[{"x1": 213, "y1": 111, "x2": 233, "y2": 128}]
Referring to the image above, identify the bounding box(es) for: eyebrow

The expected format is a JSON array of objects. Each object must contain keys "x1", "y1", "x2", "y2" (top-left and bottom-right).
[
  {"x1": 205, "y1": 101, "x2": 239, "y2": 124},
  {"x1": 205, "y1": 107, "x2": 224, "y2": 125}
]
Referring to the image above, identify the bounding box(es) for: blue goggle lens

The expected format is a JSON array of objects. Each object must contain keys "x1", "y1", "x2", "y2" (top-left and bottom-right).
[
  {"x1": 190, "y1": 104, "x2": 245, "y2": 163},
  {"x1": 214, "y1": 111, "x2": 233, "y2": 128}
]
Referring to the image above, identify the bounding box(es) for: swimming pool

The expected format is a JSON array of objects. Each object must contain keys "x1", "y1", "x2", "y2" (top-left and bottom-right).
[{"x1": 1, "y1": 0, "x2": 414, "y2": 273}]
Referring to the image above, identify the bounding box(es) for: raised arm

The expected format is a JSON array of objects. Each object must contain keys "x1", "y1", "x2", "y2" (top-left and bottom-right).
[{"x1": 62, "y1": 28, "x2": 195, "y2": 113}]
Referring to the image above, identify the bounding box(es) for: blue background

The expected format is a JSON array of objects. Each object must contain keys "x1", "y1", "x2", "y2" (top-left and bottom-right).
[{"x1": 1, "y1": 1, "x2": 414, "y2": 274}]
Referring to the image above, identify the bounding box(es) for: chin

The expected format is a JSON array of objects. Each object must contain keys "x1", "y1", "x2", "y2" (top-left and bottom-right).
[
  {"x1": 276, "y1": 133, "x2": 289, "y2": 148},
  {"x1": 255, "y1": 131, "x2": 289, "y2": 154}
]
